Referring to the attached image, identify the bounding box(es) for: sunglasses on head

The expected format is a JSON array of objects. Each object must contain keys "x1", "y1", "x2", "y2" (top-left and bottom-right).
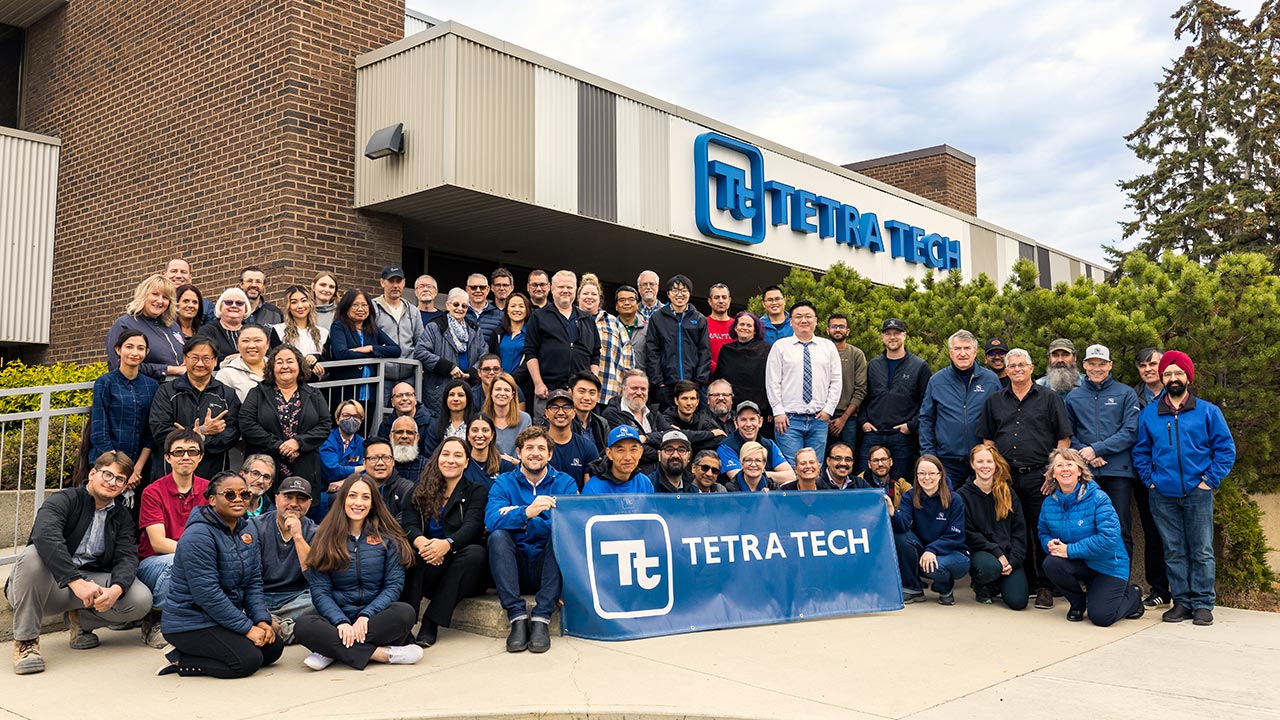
[{"x1": 219, "y1": 490, "x2": 255, "y2": 502}]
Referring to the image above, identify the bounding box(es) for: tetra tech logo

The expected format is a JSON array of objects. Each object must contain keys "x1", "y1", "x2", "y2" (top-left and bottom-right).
[{"x1": 585, "y1": 514, "x2": 674, "y2": 619}]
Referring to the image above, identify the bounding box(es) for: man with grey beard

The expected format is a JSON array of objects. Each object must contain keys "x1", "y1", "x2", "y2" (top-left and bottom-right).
[
  {"x1": 390, "y1": 416, "x2": 426, "y2": 483},
  {"x1": 1036, "y1": 338, "x2": 1084, "y2": 397}
]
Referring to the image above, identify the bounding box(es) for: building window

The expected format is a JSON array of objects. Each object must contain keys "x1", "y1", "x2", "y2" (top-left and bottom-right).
[
  {"x1": 1036, "y1": 247, "x2": 1052, "y2": 289},
  {"x1": 0, "y1": 24, "x2": 22, "y2": 128}
]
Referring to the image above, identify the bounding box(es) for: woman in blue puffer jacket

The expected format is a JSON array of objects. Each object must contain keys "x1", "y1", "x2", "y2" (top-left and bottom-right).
[
  {"x1": 295, "y1": 474, "x2": 421, "y2": 670},
  {"x1": 1039, "y1": 448, "x2": 1145, "y2": 627},
  {"x1": 159, "y1": 471, "x2": 283, "y2": 678}
]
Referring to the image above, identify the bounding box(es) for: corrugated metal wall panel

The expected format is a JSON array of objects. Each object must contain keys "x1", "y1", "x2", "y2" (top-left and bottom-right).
[
  {"x1": 0, "y1": 129, "x2": 59, "y2": 345},
  {"x1": 454, "y1": 39, "x2": 534, "y2": 202},
  {"x1": 534, "y1": 68, "x2": 578, "y2": 214},
  {"x1": 355, "y1": 38, "x2": 447, "y2": 208},
  {"x1": 577, "y1": 84, "x2": 616, "y2": 222},
  {"x1": 1050, "y1": 251, "x2": 1072, "y2": 287},
  {"x1": 404, "y1": 14, "x2": 434, "y2": 37},
  {"x1": 966, "y1": 224, "x2": 998, "y2": 282},
  {"x1": 615, "y1": 98, "x2": 669, "y2": 234}
]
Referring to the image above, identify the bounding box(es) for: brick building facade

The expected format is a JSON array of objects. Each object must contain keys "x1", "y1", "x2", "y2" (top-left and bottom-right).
[
  {"x1": 19, "y1": 0, "x2": 404, "y2": 363},
  {"x1": 844, "y1": 145, "x2": 978, "y2": 217}
]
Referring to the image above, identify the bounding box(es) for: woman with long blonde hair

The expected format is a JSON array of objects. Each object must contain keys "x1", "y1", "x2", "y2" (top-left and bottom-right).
[{"x1": 957, "y1": 445, "x2": 1028, "y2": 610}]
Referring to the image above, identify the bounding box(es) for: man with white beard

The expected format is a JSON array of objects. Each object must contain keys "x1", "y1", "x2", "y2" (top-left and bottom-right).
[
  {"x1": 1036, "y1": 338, "x2": 1084, "y2": 397},
  {"x1": 390, "y1": 416, "x2": 426, "y2": 483}
]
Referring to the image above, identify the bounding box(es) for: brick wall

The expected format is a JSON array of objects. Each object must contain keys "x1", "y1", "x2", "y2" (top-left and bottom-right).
[
  {"x1": 21, "y1": 0, "x2": 404, "y2": 363},
  {"x1": 845, "y1": 148, "x2": 977, "y2": 217}
]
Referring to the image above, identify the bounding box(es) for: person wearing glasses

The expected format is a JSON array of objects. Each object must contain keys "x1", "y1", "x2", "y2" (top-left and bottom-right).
[
  {"x1": 389, "y1": 416, "x2": 428, "y2": 483},
  {"x1": 644, "y1": 274, "x2": 711, "y2": 411},
  {"x1": 414, "y1": 274, "x2": 442, "y2": 326},
  {"x1": 855, "y1": 445, "x2": 913, "y2": 502},
  {"x1": 214, "y1": 324, "x2": 272, "y2": 402},
  {"x1": 7, "y1": 451, "x2": 153, "y2": 675},
  {"x1": 524, "y1": 271, "x2": 601, "y2": 416},
  {"x1": 471, "y1": 353, "x2": 526, "y2": 410},
  {"x1": 318, "y1": 400, "x2": 367, "y2": 519},
  {"x1": 372, "y1": 266, "x2": 424, "y2": 405},
  {"x1": 689, "y1": 449, "x2": 727, "y2": 492},
  {"x1": 725, "y1": 442, "x2": 775, "y2": 493},
  {"x1": 823, "y1": 442, "x2": 870, "y2": 490},
  {"x1": 545, "y1": 389, "x2": 600, "y2": 490},
  {"x1": 891, "y1": 455, "x2": 969, "y2": 606},
  {"x1": 106, "y1": 274, "x2": 187, "y2": 381},
  {"x1": 340, "y1": 436, "x2": 416, "y2": 518},
  {"x1": 650, "y1": 430, "x2": 697, "y2": 493},
  {"x1": 328, "y1": 287, "x2": 401, "y2": 403},
  {"x1": 136, "y1": 430, "x2": 210, "y2": 649},
  {"x1": 240, "y1": 345, "x2": 334, "y2": 498},
  {"x1": 149, "y1": 336, "x2": 241, "y2": 479},
  {"x1": 525, "y1": 269, "x2": 551, "y2": 309},
  {"x1": 417, "y1": 288, "x2": 487, "y2": 413},
  {"x1": 463, "y1": 272, "x2": 503, "y2": 340},
  {"x1": 240, "y1": 454, "x2": 276, "y2": 518},
  {"x1": 491, "y1": 268, "x2": 515, "y2": 311},
  {"x1": 158, "y1": 471, "x2": 282, "y2": 678},
  {"x1": 377, "y1": 382, "x2": 432, "y2": 453},
  {"x1": 198, "y1": 287, "x2": 276, "y2": 363}
]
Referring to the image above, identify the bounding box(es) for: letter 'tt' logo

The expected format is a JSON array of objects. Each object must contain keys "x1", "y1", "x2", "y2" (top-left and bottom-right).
[
  {"x1": 586, "y1": 514, "x2": 674, "y2": 619},
  {"x1": 694, "y1": 132, "x2": 766, "y2": 245}
]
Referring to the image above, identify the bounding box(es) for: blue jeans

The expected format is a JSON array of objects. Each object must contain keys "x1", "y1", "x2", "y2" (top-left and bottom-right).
[
  {"x1": 894, "y1": 532, "x2": 970, "y2": 595},
  {"x1": 137, "y1": 553, "x2": 175, "y2": 609},
  {"x1": 1149, "y1": 488, "x2": 1216, "y2": 609},
  {"x1": 488, "y1": 529, "x2": 562, "y2": 622},
  {"x1": 775, "y1": 413, "x2": 829, "y2": 465},
  {"x1": 859, "y1": 430, "x2": 916, "y2": 480}
]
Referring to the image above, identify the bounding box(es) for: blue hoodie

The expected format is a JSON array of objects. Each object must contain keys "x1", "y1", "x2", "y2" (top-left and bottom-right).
[
  {"x1": 163, "y1": 506, "x2": 270, "y2": 635},
  {"x1": 582, "y1": 460, "x2": 655, "y2": 495},
  {"x1": 1065, "y1": 376, "x2": 1140, "y2": 478},
  {"x1": 892, "y1": 488, "x2": 967, "y2": 556},
  {"x1": 1038, "y1": 480, "x2": 1128, "y2": 579},
  {"x1": 305, "y1": 532, "x2": 406, "y2": 627},
  {"x1": 485, "y1": 464, "x2": 579, "y2": 560},
  {"x1": 918, "y1": 363, "x2": 1001, "y2": 459},
  {"x1": 1133, "y1": 392, "x2": 1236, "y2": 497}
]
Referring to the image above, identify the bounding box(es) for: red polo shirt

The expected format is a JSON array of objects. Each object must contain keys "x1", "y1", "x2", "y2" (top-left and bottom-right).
[{"x1": 138, "y1": 473, "x2": 209, "y2": 559}]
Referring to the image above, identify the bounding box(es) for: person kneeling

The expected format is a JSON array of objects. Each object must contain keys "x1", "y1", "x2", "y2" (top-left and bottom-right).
[
  {"x1": 486, "y1": 426, "x2": 578, "y2": 654},
  {"x1": 295, "y1": 475, "x2": 421, "y2": 670},
  {"x1": 892, "y1": 455, "x2": 970, "y2": 606},
  {"x1": 158, "y1": 472, "x2": 283, "y2": 678},
  {"x1": 956, "y1": 445, "x2": 1028, "y2": 610},
  {"x1": 1039, "y1": 448, "x2": 1145, "y2": 626}
]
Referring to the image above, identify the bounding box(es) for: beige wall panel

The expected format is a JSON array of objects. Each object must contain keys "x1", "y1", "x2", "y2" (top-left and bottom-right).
[
  {"x1": 1050, "y1": 251, "x2": 1072, "y2": 288},
  {"x1": 0, "y1": 129, "x2": 60, "y2": 344},
  {"x1": 534, "y1": 68, "x2": 578, "y2": 214},
  {"x1": 967, "y1": 224, "x2": 999, "y2": 284},
  {"x1": 615, "y1": 98, "x2": 670, "y2": 235},
  {"x1": 454, "y1": 39, "x2": 534, "y2": 202}
]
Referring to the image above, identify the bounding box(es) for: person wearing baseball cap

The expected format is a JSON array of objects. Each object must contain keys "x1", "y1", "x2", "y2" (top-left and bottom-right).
[
  {"x1": 247, "y1": 476, "x2": 318, "y2": 645},
  {"x1": 544, "y1": 388, "x2": 599, "y2": 490},
  {"x1": 1064, "y1": 344, "x2": 1142, "y2": 564},
  {"x1": 582, "y1": 426, "x2": 655, "y2": 495},
  {"x1": 1133, "y1": 350, "x2": 1237, "y2": 627},
  {"x1": 984, "y1": 337, "x2": 1011, "y2": 386},
  {"x1": 716, "y1": 400, "x2": 796, "y2": 487},
  {"x1": 373, "y1": 264, "x2": 425, "y2": 403},
  {"x1": 651, "y1": 430, "x2": 699, "y2": 493},
  {"x1": 1037, "y1": 338, "x2": 1083, "y2": 398},
  {"x1": 857, "y1": 317, "x2": 931, "y2": 482}
]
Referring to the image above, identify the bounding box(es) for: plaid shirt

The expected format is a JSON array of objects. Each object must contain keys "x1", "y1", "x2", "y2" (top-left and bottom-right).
[
  {"x1": 638, "y1": 301, "x2": 662, "y2": 326},
  {"x1": 594, "y1": 310, "x2": 634, "y2": 405}
]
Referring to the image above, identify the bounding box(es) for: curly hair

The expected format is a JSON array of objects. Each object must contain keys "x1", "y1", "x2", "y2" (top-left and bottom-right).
[{"x1": 411, "y1": 437, "x2": 469, "y2": 524}]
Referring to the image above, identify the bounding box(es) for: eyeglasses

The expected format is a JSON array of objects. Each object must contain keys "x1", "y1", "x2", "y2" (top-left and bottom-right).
[
  {"x1": 187, "y1": 355, "x2": 217, "y2": 366},
  {"x1": 668, "y1": 287, "x2": 690, "y2": 296},
  {"x1": 97, "y1": 470, "x2": 128, "y2": 486},
  {"x1": 1006, "y1": 363, "x2": 1031, "y2": 370},
  {"x1": 338, "y1": 413, "x2": 363, "y2": 421},
  {"x1": 696, "y1": 463, "x2": 721, "y2": 474},
  {"x1": 366, "y1": 455, "x2": 394, "y2": 465},
  {"x1": 829, "y1": 456, "x2": 854, "y2": 463},
  {"x1": 219, "y1": 490, "x2": 256, "y2": 502},
  {"x1": 243, "y1": 469, "x2": 271, "y2": 481},
  {"x1": 869, "y1": 457, "x2": 891, "y2": 464},
  {"x1": 709, "y1": 392, "x2": 732, "y2": 399},
  {"x1": 547, "y1": 405, "x2": 573, "y2": 414},
  {"x1": 392, "y1": 392, "x2": 415, "y2": 400},
  {"x1": 917, "y1": 471, "x2": 942, "y2": 479},
  {"x1": 529, "y1": 282, "x2": 550, "y2": 288},
  {"x1": 661, "y1": 446, "x2": 690, "y2": 454},
  {"x1": 222, "y1": 300, "x2": 246, "y2": 307},
  {"x1": 350, "y1": 303, "x2": 369, "y2": 309},
  {"x1": 448, "y1": 302, "x2": 467, "y2": 308},
  {"x1": 479, "y1": 366, "x2": 501, "y2": 374},
  {"x1": 168, "y1": 448, "x2": 203, "y2": 458}
]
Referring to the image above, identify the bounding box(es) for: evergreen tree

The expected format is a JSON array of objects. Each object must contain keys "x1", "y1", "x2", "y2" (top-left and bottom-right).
[{"x1": 1235, "y1": 0, "x2": 1280, "y2": 268}]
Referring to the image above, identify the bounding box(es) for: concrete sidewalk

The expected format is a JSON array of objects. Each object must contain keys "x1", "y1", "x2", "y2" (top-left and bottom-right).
[{"x1": 1, "y1": 600, "x2": 1276, "y2": 719}]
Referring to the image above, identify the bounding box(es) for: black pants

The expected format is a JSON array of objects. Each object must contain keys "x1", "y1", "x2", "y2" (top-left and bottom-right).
[
  {"x1": 970, "y1": 550, "x2": 1029, "y2": 610},
  {"x1": 1042, "y1": 556, "x2": 1141, "y2": 627},
  {"x1": 401, "y1": 544, "x2": 490, "y2": 627},
  {"x1": 1131, "y1": 477, "x2": 1169, "y2": 595},
  {"x1": 166, "y1": 626, "x2": 285, "y2": 678},
  {"x1": 1012, "y1": 466, "x2": 1049, "y2": 591},
  {"x1": 1095, "y1": 476, "x2": 1134, "y2": 559},
  {"x1": 295, "y1": 602, "x2": 415, "y2": 670}
]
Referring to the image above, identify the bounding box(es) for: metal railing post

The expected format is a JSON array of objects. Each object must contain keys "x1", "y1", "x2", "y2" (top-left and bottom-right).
[{"x1": 33, "y1": 388, "x2": 50, "y2": 507}]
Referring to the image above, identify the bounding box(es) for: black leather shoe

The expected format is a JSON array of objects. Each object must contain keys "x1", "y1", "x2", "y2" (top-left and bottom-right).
[
  {"x1": 415, "y1": 619, "x2": 439, "y2": 648},
  {"x1": 528, "y1": 620, "x2": 551, "y2": 653},
  {"x1": 506, "y1": 618, "x2": 529, "y2": 653},
  {"x1": 1162, "y1": 603, "x2": 1193, "y2": 623},
  {"x1": 1066, "y1": 608, "x2": 1085, "y2": 622}
]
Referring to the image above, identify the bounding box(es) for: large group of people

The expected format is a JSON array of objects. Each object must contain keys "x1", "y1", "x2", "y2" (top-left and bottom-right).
[{"x1": 5, "y1": 257, "x2": 1237, "y2": 678}]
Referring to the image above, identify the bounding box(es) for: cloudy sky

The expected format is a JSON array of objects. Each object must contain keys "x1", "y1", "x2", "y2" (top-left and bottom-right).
[{"x1": 407, "y1": 0, "x2": 1263, "y2": 266}]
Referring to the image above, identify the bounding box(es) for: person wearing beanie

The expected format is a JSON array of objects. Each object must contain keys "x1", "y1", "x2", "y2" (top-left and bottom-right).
[{"x1": 1133, "y1": 350, "x2": 1236, "y2": 627}]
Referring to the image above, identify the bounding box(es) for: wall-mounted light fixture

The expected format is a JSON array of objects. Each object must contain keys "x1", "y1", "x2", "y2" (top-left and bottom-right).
[{"x1": 364, "y1": 123, "x2": 404, "y2": 160}]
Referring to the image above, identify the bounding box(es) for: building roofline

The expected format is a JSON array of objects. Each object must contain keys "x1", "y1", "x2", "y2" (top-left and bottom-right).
[{"x1": 844, "y1": 145, "x2": 975, "y2": 171}]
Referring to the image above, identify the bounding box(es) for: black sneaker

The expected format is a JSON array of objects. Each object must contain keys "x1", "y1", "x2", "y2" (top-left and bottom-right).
[
  {"x1": 1192, "y1": 608, "x2": 1214, "y2": 626},
  {"x1": 1034, "y1": 588, "x2": 1054, "y2": 609},
  {"x1": 1142, "y1": 590, "x2": 1171, "y2": 608},
  {"x1": 974, "y1": 585, "x2": 994, "y2": 605},
  {"x1": 902, "y1": 590, "x2": 926, "y2": 604},
  {"x1": 938, "y1": 592, "x2": 956, "y2": 606},
  {"x1": 1162, "y1": 603, "x2": 1193, "y2": 623}
]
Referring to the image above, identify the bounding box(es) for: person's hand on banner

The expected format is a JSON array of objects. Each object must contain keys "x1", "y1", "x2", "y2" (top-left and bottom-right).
[{"x1": 525, "y1": 495, "x2": 556, "y2": 518}]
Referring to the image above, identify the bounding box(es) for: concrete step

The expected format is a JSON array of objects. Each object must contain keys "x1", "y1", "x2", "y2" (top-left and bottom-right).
[{"x1": 448, "y1": 591, "x2": 561, "y2": 638}]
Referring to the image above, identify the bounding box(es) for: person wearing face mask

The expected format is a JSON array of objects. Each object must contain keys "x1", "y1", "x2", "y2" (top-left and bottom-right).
[
  {"x1": 400, "y1": 437, "x2": 491, "y2": 647},
  {"x1": 246, "y1": 476, "x2": 318, "y2": 645},
  {"x1": 892, "y1": 456, "x2": 969, "y2": 606},
  {"x1": 318, "y1": 400, "x2": 367, "y2": 518},
  {"x1": 956, "y1": 445, "x2": 1028, "y2": 610},
  {"x1": 149, "y1": 336, "x2": 241, "y2": 479},
  {"x1": 1133, "y1": 351, "x2": 1236, "y2": 627},
  {"x1": 918, "y1": 330, "x2": 1000, "y2": 488},
  {"x1": 214, "y1": 323, "x2": 273, "y2": 401},
  {"x1": 106, "y1": 274, "x2": 187, "y2": 381},
  {"x1": 1039, "y1": 448, "x2": 1145, "y2": 626}
]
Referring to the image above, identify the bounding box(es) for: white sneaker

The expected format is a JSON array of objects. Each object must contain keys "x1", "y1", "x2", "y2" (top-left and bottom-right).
[
  {"x1": 303, "y1": 652, "x2": 334, "y2": 670},
  {"x1": 383, "y1": 644, "x2": 424, "y2": 665}
]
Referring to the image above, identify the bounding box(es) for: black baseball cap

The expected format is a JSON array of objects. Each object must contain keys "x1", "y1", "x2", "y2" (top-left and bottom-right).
[
  {"x1": 985, "y1": 337, "x2": 1008, "y2": 355},
  {"x1": 381, "y1": 266, "x2": 405, "y2": 280},
  {"x1": 277, "y1": 476, "x2": 312, "y2": 498},
  {"x1": 881, "y1": 318, "x2": 907, "y2": 332}
]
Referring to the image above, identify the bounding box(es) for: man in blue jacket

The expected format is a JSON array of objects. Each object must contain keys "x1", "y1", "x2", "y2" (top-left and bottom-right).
[
  {"x1": 1133, "y1": 351, "x2": 1236, "y2": 627},
  {"x1": 918, "y1": 330, "x2": 1000, "y2": 487},
  {"x1": 1065, "y1": 345, "x2": 1141, "y2": 558},
  {"x1": 486, "y1": 426, "x2": 579, "y2": 653}
]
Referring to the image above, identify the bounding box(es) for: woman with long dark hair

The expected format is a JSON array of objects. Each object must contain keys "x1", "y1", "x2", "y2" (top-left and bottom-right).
[
  {"x1": 158, "y1": 471, "x2": 283, "y2": 678},
  {"x1": 327, "y1": 288, "x2": 400, "y2": 403},
  {"x1": 463, "y1": 414, "x2": 514, "y2": 488},
  {"x1": 423, "y1": 379, "x2": 475, "y2": 457},
  {"x1": 892, "y1": 455, "x2": 969, "y2": 606},
  {"x1": 273, "y1": 285, "x2": 329, "y2": 378},
  {"x1": 175, "y1": 284, "x2": 205, "y2": 341},
  {"x1": 956, "y1": 445, "x2": 1028, "y2": 610},
  {"x1": 239, "y1": 345, "x2": 333, "y2": 497},
  {"x1": 90, "y1": 328, "x2": 159, "y2": 493},
  {"x1": 490, "y1": 290, "x2": 533, "y2": 403},
  {"x1": 294, "y1": 474, "x2": 421, "y2": 670},
  {"x1": 711, "y1": 311, "x2": 772, "y2": 425},
  {"x1": 399, "y1": 437, "x2": 490, "y2": 647}
]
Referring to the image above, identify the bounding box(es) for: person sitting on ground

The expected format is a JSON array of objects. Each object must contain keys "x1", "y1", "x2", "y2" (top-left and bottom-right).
[
  {"x1": 583, "y1": 426, "x2": 656, "y2": 495},
  {"x1": 389, "y1": 416, "x2": 427, "y2": 483},
  {"x1": 956, "y1": 445, "x2": 1028, "y2": 610},
  {"x1": 485, "y1": 371, "x2": 531, "y2": 459},
  {"x1": 717, "y1": 401, "x2": 795, "y2": 488},
  {"x1": 486, "y1": 426, "x2": 579, "y2": 654},
  {"x1": 689, "y1": 449, "x2": 728, "y2": 492},
  {"x1": 213, "y1": 323, "x2": 271, "y2": 402},
  {"x1": 724, "y1": 441, "x2": 776, "y2": 493},
  {"x1": 424, "y1": 379, "x2": 476, "y2": 457},
  {"x1": 377, "y1": 382, "x2": 433, "y2": 454},
  {"x1": 294, "y1": 474, "x2": 421, "y2": 671},
  {"x1": 158, "y1": 471, "x2": 282, "y2": 678},
  {"x1": 91, "y1": 329, "x2": 160, "y2": 494},
  {"x1": 7, "y1": 452, "x2": 153, "y2": 676},
  {"x1": 246, "y1": 476, "x2": 318, "y2": 645},
  {"x1": 240, "y1": 344, "x2": 333, "y2": 498},
  {"x1": 241, "y1": 454, "x2": 276, "y2": 518},
  {"x1": 1039, "y1": 448, "x2": 1145, "y2": 626},
  {"x1": 148, "y1": 336, "x2": 240, "y2": 479},
  {"x1": 855, "y1": 444, "x2": 912, "y2": 504},
  {"x1": 464, "y1": 414, "x2": 515, "y2": 488},
  {"x1": 400, "y1": 437, "x2": 491, "y2": 648},
  {"x1": 318, "y1": 399, "x2": 366, "y2": 518},
  {"x1": 778, "y1": 448, "x2": 836, "y2": 491},
  {"x1": 892, "y1": 455, "x2": 969, "y2": 606},
  {"x1": 651, "y1": 430, "x2": 699, "y2": 493},
  {"x1": 136, "y1": 431, "x2": 210, "y2": 649},
  {"x1": 662, "y1": 379, "x2": 728, "y2": 454}
]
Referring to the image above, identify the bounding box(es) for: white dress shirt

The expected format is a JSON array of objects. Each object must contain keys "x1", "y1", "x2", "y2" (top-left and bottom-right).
[{"x1": 765, "y1": 334, "x2": 842, "y2": 417}]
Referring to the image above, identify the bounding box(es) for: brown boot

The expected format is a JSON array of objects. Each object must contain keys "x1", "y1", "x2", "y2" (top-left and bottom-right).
[
  {"x1": 66, "y1": 610, "x2": 100, "y2": 649},
  {"x1": 13, "y1": 638, "x2": 45, "y2": 675}
]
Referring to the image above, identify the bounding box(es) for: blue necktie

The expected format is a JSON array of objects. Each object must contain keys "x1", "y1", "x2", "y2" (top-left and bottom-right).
[{"x1": 801, "y1": 341, "x2": 813, "y2": 404}]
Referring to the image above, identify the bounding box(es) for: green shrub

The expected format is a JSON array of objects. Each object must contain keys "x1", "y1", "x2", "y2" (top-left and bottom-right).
[
  {"x1": 0, "y1": 360, "x2": 102, "y2": 413},
  {"x1": 1215, "y1": 480, "x2": 1277, "y2": 600},
  {"x1": 0, "y1": 361, "x2": 100, "y2": 492}
]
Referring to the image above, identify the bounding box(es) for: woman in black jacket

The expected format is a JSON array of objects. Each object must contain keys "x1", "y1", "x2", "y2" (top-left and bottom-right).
[
  {"x1": 399, "y1": 437, "x2": 489, "y2": 647},
  {"x1": 239, "y1": 345, "x2": 334, "y2": 497},
  {"x1": 712, "y1": 312, "x2": 772, "y2": 425},
  {"x1": 955, "y1": 445, "x2": 1028, "y2": 610}
]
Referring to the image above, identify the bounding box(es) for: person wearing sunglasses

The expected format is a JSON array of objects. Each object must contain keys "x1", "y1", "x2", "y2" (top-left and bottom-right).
[
  {"x1": 156, "y1": 471, "x2": 281, "y2": 678},
  {"x1": 198, "y1": 287, "x2": 280, "y2": 363},
  {"x1": 689, "y1": 449, "x2": 727, "y2": 492},
  {"x1": 149, "y1": 336, "x2": 242, "y2": 479},
  {"x1": 7, "y1": 451, "x2": 153, "y2": 676},
  {"x1": 416, "y1": 287, "x2": 487, "y2": 414},
  {"x1": 136, "y1": 430, "x2": 210, "y2": 649},
  {"x1": 892, "y1": 455, "x2": 969, "y2": 606}
]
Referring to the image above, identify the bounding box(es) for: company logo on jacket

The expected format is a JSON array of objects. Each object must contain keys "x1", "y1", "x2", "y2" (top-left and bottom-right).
[{"x1": 586, "y1": 514, "x2": 674, "y2": 620}]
